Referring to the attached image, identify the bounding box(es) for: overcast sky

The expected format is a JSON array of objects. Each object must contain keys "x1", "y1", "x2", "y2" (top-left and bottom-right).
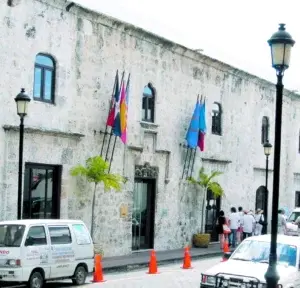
[{"x1": 74, "y1": 0, "x2": 300, "y2": 92}]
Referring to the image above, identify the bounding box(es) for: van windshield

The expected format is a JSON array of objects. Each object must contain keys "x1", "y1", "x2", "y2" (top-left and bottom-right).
[{"x1": 0, "y1": 225, "x2": 25, "y2": 247}]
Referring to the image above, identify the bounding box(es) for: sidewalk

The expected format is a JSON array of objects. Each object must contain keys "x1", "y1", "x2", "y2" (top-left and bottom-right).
[{"x1": 102, "y1": 243, "x2": 226, "y2": 273}]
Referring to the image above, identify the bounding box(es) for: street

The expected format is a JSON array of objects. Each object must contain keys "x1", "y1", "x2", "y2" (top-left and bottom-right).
[{"x1": 49, "y1": 257, "x2": 220, "y2": 288}]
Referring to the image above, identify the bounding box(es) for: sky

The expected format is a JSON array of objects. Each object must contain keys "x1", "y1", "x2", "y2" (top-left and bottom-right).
[{"x1": 73, "y1": 0, "x2": 300, "y2": 92}]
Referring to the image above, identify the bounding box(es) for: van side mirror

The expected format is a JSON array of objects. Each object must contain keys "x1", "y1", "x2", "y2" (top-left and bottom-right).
[{"x1": 25, "y1": 237, "x2": 34, "y2": 246}]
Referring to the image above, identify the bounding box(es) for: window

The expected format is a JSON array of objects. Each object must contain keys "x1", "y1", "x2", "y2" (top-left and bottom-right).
[
  {"x1": 298, "y1": 130, "x2": 300, "y2": 153},
  {"x1": 212, "y1": 102, "x2": 222, "y2": 135},
  {"x1": 72, "y1": 224, "x2": 91, "y2": 245},
  {"x1": 33, "y1": 54, "x2": 55, "y2": 103},
  {"x1": 0, "y1": 225, "x2": 25, "y2": 247},
  {"x1": 142, "y1": 83, "x2": 155, "y2": 122},
  {"x1": 261, "y1": 116, "x2": 269, "y2": 144},
  {"x1": 25, "y1": 226, "x2": 47, "y2": 246},
  {"x1": 295, "y1": 191, "x2": 300, "y2": 207},
  {"x1": 22, "y1": 163, "x2": 62, "y2": 219},
  {"x1": 49, "y1": 226, "x2": 72, "y2": 244}
]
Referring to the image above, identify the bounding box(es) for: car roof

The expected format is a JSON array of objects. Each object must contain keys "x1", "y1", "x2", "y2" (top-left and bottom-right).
[
  {"x1": 245, "y1": 234, "x2": 300, "y2": 247},
  {"x1": 0, "y1": 219, "x2": 85, "y2": 226}
]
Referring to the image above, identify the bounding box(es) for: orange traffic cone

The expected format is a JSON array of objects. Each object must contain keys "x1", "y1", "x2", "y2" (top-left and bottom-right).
[
  {"x1": 147, "y1": 250, "x2": 158, "y2": 274},
  {"x1": 182, "y1": 246, "x2": 192, "y2": 269},
  {"x1": 92, "y1": 254, "x2": 106, "y2": 283},
  {"x1": 223, "y1": 240, "x2": 230, "y2": 253}
]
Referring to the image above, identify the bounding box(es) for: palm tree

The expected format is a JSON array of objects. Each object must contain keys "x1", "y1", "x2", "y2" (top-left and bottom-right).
[
  {"x1": 188, "y1": 167, "x2": 224, "y2": 234},
  {"x1": 70, "y1": 156, "x2": 124, "y2": 240}
]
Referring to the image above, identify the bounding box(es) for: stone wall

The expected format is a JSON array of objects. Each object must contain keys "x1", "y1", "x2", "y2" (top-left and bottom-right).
[{"x1": 0, "y1": 0, "x2": 300, "y2": 256}]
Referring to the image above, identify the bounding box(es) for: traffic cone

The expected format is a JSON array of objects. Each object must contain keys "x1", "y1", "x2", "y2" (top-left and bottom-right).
[
  {"x1": 223, "y1": 240, "x2": 230, "y2": 253},
  {"x1": 147, "y1": 250, "x2": 158, "y2": 274},
  {"x1": 92, "y1": 254, "x2": 106, "y2": 283},
  {"x1": 182, "y1": 246, "x2": 192, "y2": 269}
]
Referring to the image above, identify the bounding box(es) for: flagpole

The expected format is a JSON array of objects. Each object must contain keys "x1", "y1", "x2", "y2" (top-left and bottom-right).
[
  {"x1": 186, "y1": 147, "x2": 193, "y2": 179},
  {"x1": 182, "y1": 147, "x2": 190, "y2": 179},
  {"x1": 108, "y1": 73, "x2": 130, "y2": 172},
  {"x1": 189, "y1": 148, "x2": 197, "y2": 178},
  {"x1": 105, "y1": 71, "x2": 125, "y2": 162},
  {"x1": 100, "y1": 70, "x2": 118, "y2": 157}
]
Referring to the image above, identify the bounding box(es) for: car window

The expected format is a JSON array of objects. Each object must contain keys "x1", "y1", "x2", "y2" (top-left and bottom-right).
[
  {"x1": 288, "y1": 212, "x2": 300, "y2": 222},
  {"x1": 0, "y1": 225, "x2": 25, "y2": 247},
  {"x1": 25, "y1": 226, "x2": 47, "y2": 246},
  {"x1": 231, "y1": 240, "x2": 297, "y2": 266},
  {"x1": 72, "y1": 224, "x2": 91, "y2": 245},
  {"x1": 49, "y1": 226, "x2": 72, "y2": 245}
]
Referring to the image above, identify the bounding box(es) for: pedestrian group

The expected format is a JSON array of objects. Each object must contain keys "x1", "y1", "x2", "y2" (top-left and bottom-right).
[{"x1": 216, "y1": 207, "x2": 287, "y2": 249}]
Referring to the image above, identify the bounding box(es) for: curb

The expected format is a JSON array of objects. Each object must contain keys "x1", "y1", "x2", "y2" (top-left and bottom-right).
[{"x1": 102, "y1": 251, "x2": 223, "y2": 274}]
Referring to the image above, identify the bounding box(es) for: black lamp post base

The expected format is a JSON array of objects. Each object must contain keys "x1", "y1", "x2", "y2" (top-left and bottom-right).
[{"x1": 265, "y1": 262, "x2": 280, "y2": 288}]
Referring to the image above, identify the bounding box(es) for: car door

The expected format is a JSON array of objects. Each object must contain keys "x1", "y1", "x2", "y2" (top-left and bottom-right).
[
  {"x1": 22, "y1": 225, "x2": 51, "y2": 280},
  {"x1": 48, "y1": 225, "x2": 75, "y2": 278}
]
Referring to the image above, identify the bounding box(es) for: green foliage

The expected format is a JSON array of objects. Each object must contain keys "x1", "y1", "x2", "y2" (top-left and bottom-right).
[
  {"x1": 187, "y1": 167, "x2": 224, "y2": 234},
  {"x1": 187, "y1": 167, "x2": 224, "y2": 198},
  {"x1": 70, "y1": 156, "x2": 124, "y2": 191}
]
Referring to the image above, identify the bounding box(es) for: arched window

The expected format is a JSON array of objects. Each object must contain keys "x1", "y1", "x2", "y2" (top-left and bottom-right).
[
  {"x1": 298, "y1": 130, "x2": 300, "y2": 153},
  {"x1": 212, "y1": 102, "x2": 222, "y2": 135},
  {"x1": 33, "y1": 54, "x2": 55, "y2": 103},
  {"x1": 142, "y1": 83, "x2": 155, "y2": 122},
  {"x1": 261, "y1": 116, "x2": 269, "y2": 144}
]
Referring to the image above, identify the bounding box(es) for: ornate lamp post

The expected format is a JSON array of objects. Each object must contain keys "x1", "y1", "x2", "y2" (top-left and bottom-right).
[
  {"x1": 263, "y1": 140, "x2": 272, "y2": 234},
  {"x1": 15, "y1": 88, "x2": 31, "y2": 220},
  {"x1": 265, "y1": 24, "x2": 295, "y2": 288}
]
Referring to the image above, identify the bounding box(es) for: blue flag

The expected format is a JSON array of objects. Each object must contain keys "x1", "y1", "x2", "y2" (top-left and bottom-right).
[{"x1": 186, "y1": 100, "x2": 201, "y2": 148}]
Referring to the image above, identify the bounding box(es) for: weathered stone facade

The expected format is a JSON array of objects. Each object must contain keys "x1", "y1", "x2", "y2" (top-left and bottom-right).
[{"x1": 1, "y1": 0, "x2": 300, "y2": 256}]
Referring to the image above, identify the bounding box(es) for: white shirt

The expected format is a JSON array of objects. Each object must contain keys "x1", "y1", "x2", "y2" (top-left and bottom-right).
[
  {"x1": 229, "y1": 212, "x2": 240, "y2": 229},
  {"x1": 243, "y1": 214, "x2": 256, "y2": 233},
  {"x1": 239, "y1": 211, "x2": 244, "y2": 227}
]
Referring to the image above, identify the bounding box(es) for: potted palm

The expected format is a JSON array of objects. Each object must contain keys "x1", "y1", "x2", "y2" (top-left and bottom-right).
[
  {"x1": 188, "y1": 167, "x2": 224, "y2": 248},
  {"x1": 70, "y1": 156, "x2": 125, "y2": 255}
]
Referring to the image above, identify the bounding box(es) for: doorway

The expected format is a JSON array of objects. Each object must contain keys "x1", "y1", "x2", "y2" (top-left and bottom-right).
[
  {"x1": 255, "y1": 185, "x2": 268, "y2": 234},
  {"x1": 205, "y1": 189, "x2": 221, "y2": 242},
  {"x1": 132, "y1": 179, "x2": 156, "y2": 251}
]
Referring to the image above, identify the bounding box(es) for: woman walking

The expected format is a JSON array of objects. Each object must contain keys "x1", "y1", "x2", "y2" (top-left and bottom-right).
[
  {"x1": 216, "y1": 210, "x2": 230, "y2": 250},
  {"x1": 254, "y1": 209, "x2": 264, "y2": 236}
]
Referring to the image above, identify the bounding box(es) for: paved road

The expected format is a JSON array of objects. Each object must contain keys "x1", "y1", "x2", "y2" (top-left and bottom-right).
[
  {"x1": 51, "y1": 256, "x2": 220, "y2": 288},
  {"x1": 3, "y1": 257, "x2": 220, "y2": 288}
]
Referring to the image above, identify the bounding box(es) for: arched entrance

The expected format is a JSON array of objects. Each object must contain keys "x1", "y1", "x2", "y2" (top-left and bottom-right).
[
  {"x1": 255, "y1": 185, "x2": 268, "y2": 234},
  {"x1": 205, "y1": 189, "x2": 221, "y2": 242}
]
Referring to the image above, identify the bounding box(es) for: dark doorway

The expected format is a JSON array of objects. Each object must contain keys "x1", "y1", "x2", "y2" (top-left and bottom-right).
[
  {"x1": 22, "y1": 163, "x2": 62, "y2": 219},
  {"x1": 295, "y1": 191, "x2": 300, "y2": 207},
  {"x1": 132, "y1": 178, "x2": 156, "y2": 251},
  {"x1": 205, "y1": 189, "x2": 221, "y2": 242},
  {"x1": 255, "y1": 186, "x2": 268, "y2": 234}
]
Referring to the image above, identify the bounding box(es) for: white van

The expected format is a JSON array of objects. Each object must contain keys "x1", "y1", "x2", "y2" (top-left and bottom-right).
[{"x1": 0, "y1": 219, "x2": 94, "y2": 288}]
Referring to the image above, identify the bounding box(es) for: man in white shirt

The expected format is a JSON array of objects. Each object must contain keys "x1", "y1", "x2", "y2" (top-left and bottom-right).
[
  {"x1": 228, "y1": 207, "x2": 240, "y2": 248},
  {"x1": 242, "y1": 210, "x2": 256, "y2": 239}
]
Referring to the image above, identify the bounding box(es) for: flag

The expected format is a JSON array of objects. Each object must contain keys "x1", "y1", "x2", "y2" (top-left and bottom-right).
[
  {"x1": 120, "y1": 75, "x2": 130, "y2": 144},
  {"x1": 112, "y1": 79, "x2": 124, "y2": 137},
  {"x1": 106, "y1": 72, "x2": 119, "y2": 127},
  {"x1": 185, "y1": 99, "x2": 201, "y2": 148},
  {"x1": 198, "y1": 100, "x2": 207, "y2": 151}
]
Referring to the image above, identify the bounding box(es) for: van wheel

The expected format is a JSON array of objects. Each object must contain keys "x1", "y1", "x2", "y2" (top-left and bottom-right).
[
  {"x1": 28, "y1": 271, "x2": 44, "y2": 288},
  {"x1": 72, "y1": 265, "x2": 87, "y2": 285}
]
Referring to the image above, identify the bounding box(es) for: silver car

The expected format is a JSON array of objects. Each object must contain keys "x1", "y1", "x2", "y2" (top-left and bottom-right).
[{"x1": 201, "y1": 235, "x2": 299, "y2": 288}]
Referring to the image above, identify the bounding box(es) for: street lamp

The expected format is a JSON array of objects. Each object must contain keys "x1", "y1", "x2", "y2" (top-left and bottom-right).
[
  {"x1": 14, "y1": 88, "x2": 31, "y2": 220},
  {"x1": 265, "y1": 24, "x2": 295, "y2": 288},
  {"x1": 263, "y1": 140, "x2": 272, "y2": 234}
]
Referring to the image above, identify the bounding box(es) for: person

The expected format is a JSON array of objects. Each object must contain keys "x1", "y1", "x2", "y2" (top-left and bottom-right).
[
  {"x1": 216, "y1": 210, "x2": 229, "y2": 250},
  {"x1": 228, "y1": 207, "x2": 239, "y2": 248},
  {"x1": 242, "y1": 210, "x2": 256, "y2": 239},
  {"x1": 237, "y1": 206, "x2": 244, "y2": 244},
  {"x1": 278, "y1": 209, "x2": 287, "y2": 234},
  {"x1": 254, "y1": 209, "x2": 264, "y2": 236}
]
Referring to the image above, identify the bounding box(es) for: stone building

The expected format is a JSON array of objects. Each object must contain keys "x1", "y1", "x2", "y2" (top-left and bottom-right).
[{"x1": 1, "y1": 0, "x2": 300, "y2": 257}]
